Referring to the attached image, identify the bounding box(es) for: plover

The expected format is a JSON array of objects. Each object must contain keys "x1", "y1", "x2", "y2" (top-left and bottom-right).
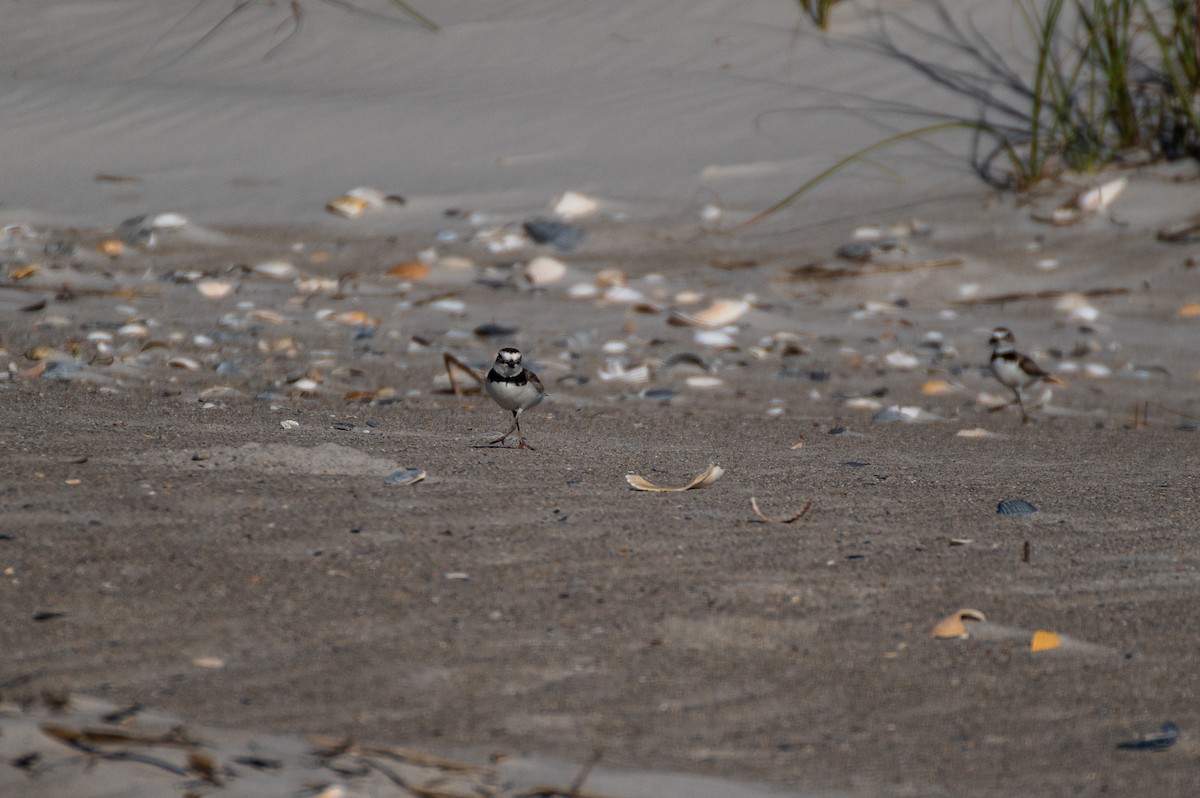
[
  {"x1": 988, "y1": 327, "x2": 1066, "y2": 422},
  {"x1": 484, "y1": 347, "x2": 545, "y2": 449}
]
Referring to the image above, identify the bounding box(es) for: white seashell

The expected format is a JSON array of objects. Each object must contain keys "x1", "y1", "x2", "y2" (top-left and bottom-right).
[
  {"x1": 602, "y1": 340, "x2": 628, "y2": 354},
  {"x1": 1072, "y1": 176, "x2": 1127, "y2": 212},
  {"x1": 884, "y1": 350, "x2": 920, "y2": 369},
  {"x1": 845, "y1": 397, "x2": 883, "y2": 411},
  {"x1": 1054, "y1": 292, "x2": 1098, "y2": 321},
  {"x1": 429, "y1": 298, "x2": 466, "y2": 314},
  {"x1": 597, "y1": 360, "x2": 650, "y2": 385},
  {"x1": 693, "y1": 329, "x2": 736, "y2": 348},
  {"x1": 669, "y1": 298, "x2": 750, "y2": 329},
  {"x1": 86, "y1": 331, "x2": 113, "y2": 343},
  {"x1": 280, "y1": 419, "x2": 300, "y2": 430},
  {"x1": 957, "y1": 427, "x2": 999, "y2": 438},
  {"x1": 553, "y1": 191, "x2": 599, "y2": 220},
  {"x1": 1083, "y1": 362, "x2": 1112, "y2": 377},
  {"x1": 674, "y1": 290, "x2": 702, "y2": 305},
  {"x1": 117, "y1": 323, "x2": 148, "y2": 337},
  {"x1": 699, "y1": 204, "x2": 722, "y2": 222},
  {"x1": 196, "y1": 279, "x2": 234, "y2": 298},
  {"x1": 567, "y1": 282, "x2": 598, "y2": 299},
  {"x1": 484, "y1": 233, "x2": 528, "y2": 253},
  {"x1": 166, "y1": 356, "x2": 201, "y2": 370},
  {"x1": 193, "y1": 334, "x2": 214, "y2": 347},
  {"x1": 524, "y1": 255, "x2": 567, "y2": 286},
  {"x1": 873, "y1": 405, "x2": 939, "y2": 423},
  {"x1": 296, "y1": 277, "x2": 338, "y2": 294},
  {"x1": 685, "y1": 375, "x2": 724, "y2": 389},
  {"x1": 151, "y1": 212, "x2": 188, "y2": 229},
  {"x1": 438, "y1": 255, "x2": 474, "y2": 270},
  {"x1": 250, "y1": 260, "x2": 298, "y2": 280},
  {"x1": 291, "y1": 378, "x2": 319, "y2": 393},
  {"x1": 600, "y1": 285, "x2": 645, "y2": 304},
  {"x1": 1036, "y1": 258, "x2": 1059, "y2": 270}
]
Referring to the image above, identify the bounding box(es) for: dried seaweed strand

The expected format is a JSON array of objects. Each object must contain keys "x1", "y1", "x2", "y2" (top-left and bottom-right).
[{"x1": 953, "y1": 287, "x2": 1128, "y2": 306}]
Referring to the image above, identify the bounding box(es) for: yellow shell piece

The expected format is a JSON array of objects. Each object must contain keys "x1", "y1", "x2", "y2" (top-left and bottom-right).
[
  {"x1": 931, "y1": 608, "x2": 987, "y2": 639},
  {"x1": 1030, "y1": 630, "x2": 1062, "y2": 652}
]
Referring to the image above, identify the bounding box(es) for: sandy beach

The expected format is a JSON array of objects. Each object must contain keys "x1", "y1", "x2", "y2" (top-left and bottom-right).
[{"x1": 3, "y1": 1, "x2": 1200, "y2": 796}]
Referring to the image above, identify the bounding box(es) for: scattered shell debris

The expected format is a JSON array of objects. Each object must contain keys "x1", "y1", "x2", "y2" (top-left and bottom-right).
[
  {"x1": 626, "y1": 464, "x2": 724, "y2": 492},
  {"x1": 931, "y1": 608, "x2": 987, "y2": 639}
]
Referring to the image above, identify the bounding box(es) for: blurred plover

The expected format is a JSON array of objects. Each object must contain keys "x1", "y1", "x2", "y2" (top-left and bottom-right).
[
  {"x1": 485, "y1": 347, "x2": 545, "y2": 449},
  {"x1": 988, "y1": 327, "x2": 1066, "y2": 422}
]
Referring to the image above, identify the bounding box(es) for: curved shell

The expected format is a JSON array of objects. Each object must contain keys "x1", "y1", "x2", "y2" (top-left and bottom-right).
[
  {"x1": 669, "y1": 299, "x2": 749, "y2": 329},
  {"x1": 931, "y1": 608, "x2": 987, "y2": 639},
  {"x1": 524, "y1": 256, "x2": 567, "y2": 286}
]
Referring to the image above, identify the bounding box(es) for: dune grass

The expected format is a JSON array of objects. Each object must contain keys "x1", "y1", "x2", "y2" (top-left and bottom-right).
[
  {"x1": 754, "y1": 0, "x2": 1200, "y2": 225},
  {"x1": 796, "y1": 0, "x2": 842, "y2": 30}
]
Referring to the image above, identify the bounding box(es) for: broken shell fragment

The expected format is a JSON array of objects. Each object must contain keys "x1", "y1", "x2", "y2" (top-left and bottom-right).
[
  {"x1": 750, "y1": 497, "x2": 812, "y2": 523},
  {"x1": 1072, "y1": 176, "x2": 1127, "y2": 213},
  {"x1": 196, "y1": 279, "x2": 234, "y2": 298},
  {"x1": 626, "y1": 464, "x2": 725, "y2": 492},
  {"x1": 1030, "y1": 629, "x2": 1061, "y2": 652},
  {"x1": 997, "y1": 498, "x2": 1037, "y2": 515},
  {"x1": 388, "y1": 260, "x2": 430, "y2": 281},
  {"x1": 98, "y1": 239, "x2": 124, "y2": 257},
  {"x1": 669, "y1": 299, "x2": 749, "y2": 329},
  {"x1": 524, "y1": 255, "x2": 568, "y2": 286},
  {"x1": 166, "y1": 357, "x2": 201, "y2": 370},
  {"x1": 384, "y1": 468, "x2": 427, "y2": 486},
  {"x1": 326, "y1": 186, "x2": 405, "y2": 218},
  {"x1": 552, "y1": 191, "x2": 599, "y2": 220},
  {"x1": 597, "y1": 360, "x2": 650, "y2": 386},
  {"x1": 249, "y1": 260, "x2": 299, "y2": 280},
  {"x1": 931, "y1": 608, "x2": 987, "y2": 639},
  {"x1": 684, "y1": 375, "x2": 724, "y2": 389}
]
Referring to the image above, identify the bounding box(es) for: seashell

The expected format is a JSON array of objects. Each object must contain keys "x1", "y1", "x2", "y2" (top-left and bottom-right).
[
  {"x1": 626, "y1": 464, "x2": 724, "y2": 492},
  {"x1": 684, "y1": 375, "x2": 723, "y2": 389},
  {"x1": 674, "y1": 290, "x2": 702, "y2": 305},
  {"x1": 117, "y1": 323, "x2": 148, "y2": 337},
  {"x1": 483, "y1": 232, "x2": 528, "y2": 253},
  {"x1": 1030, "y1": 630, "x2": 1061, "y2": 652},
  {"x1": 280, "y1": 419, "x2": 300, "y2": 430},
  {"x1": 1071, "y1": 176, "x2": 1127, "y2": 213},
  {"x1": 567, "y1": 282, "x2": 598, "y2": 299},
  {"x1": 1054, "y1": 292, "x2": 1098, "y2": 321},
  {"x1": 601, "y1": 340, "x2": 627, "y2": 355},
  {"x1": 661, "y1": 352, "x2": 715, "y2": 373},
  {"x1": 600, "y1": 285, "x2": 645, "y2": 304},
  {"x1": 191, "y1": 656, "x2": 226, "y2": 669},
  {"x1": 25, "y1": 346, "x2": 57, "y2": 361},
  {"x1": 956, "y1": 427, "x2": 999, "y2": 438},
  {"x1": 640, "y1": 388, "x2": 675, "y2": 403},
  {"x1": 884, "y1": 350, "x2": 920, "y2": 370},
  {"x1": 333, "y1": 311, "x2": 379, "y2": 327},
  {"x1": 594, "y1": 268, "x2": 626, "y2": 288},
  {"x1": 438, "y1": 255, "x2": 474, "y2": 270},
  {"x1": 693, "y1": 329, "x2": 736, "y2": 349},
  {"x1": 552, "y1": 191, "x2": 599, "y2": 220},
  {"x1": 699, "y1": 204, "x2": 722, "y2": 222},
  {"x1": 98, "y1": 239, "x2": 123, "y2": 257},
  {"x1": 388, "y1": 260, "x2": 430, "y2": 281},
  {"x1": 920, "y1": 379, "x2": 957, "y2": 396},
  {"x1": 669, "y1": 299, "x2": 749, "y2": 329},
  {"x1": 931, "y1": 608, "x2": 987, "y2": 639},
  {"x1": 524, "y1": 255, "x2": 567, "y2": 286},
  {"x1": 86, "y1": 331, "x2": 113, "y2": 343},
  {"x1": 844, "y1": 397, "x2": 883, "y2": 411},
  {"x1": 750, "y1": 496, "x2": 812, "y2": 523},
  {"x1": 250, "y1": 260, "x2": 298, "y2": 280},
  {"x1": 997, "y1": 498, "x2": 1037, "y2": 515},
  {"x1": 1116, "y1": 722, "x2": 1179, "y2": 752},
  {"x1": 326, "y1": 186, "x2": 404, "y2": 218},
  {"x1": 289, "y1": 378, "x2": 320, "y2": 394},
  {"x1": 597, "y1": 360, "x2": 650, "y2": 386},
  {"x1": 1037, "y1": 258, "x2": 1059, "y2": 270},
  {"x1": 872, "y1": 405, "x2": 939, "y2": 423},
  {"x1": 1178, "y1": 303, "x2": 1200, "y2": 318},
  {"x1": 429, "y1": 298, "x2": 466, "y2": 314},
  {"x1": 196, "y1": 279, "x2": 233, "y2": 298},
  {"x1": 523, "y1": 217, "x2": 588, "y2": 252},
  {"x1": 8, "y1": 264, "x2": 40, "y2": 280},
  {"x1": 166, "y1": 357, "x2": 201, "y2": 370},
  {"x1": 297, "y1": 279, "x2": 337, "y2": 297},
  {"x1": 384, "y1": 468, "x2": 427, "y2": 486},
  {"x1": 247, "y1": 309, "x2": 287, "y2": 324},
  {"x1": 151, "y1": 212, "x2": 188, "y2": 229}
]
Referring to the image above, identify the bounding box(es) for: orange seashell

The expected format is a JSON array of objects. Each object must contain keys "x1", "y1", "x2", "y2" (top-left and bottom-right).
[
  {"x1": 1030, "y1": 630, "x2": 1061, "y2": 652},
  {"x1": 1178, "y1": 303, "x2": 1200, "y2": 318},
  {"x1": 8, "y1": 264, "x2": 40, "y2": 281},
  {"x1": 98, "y1": 239, "x2": 124, "y2": 257},
  {"x1": 389, "y1": 260, "x2": 430, "y2": 280},
  {"x1": 931, "y1": 608, "x2": 987, "y2": 639}
]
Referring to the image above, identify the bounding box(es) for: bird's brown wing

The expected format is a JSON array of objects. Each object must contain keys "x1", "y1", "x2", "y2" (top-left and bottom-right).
[
  {"x1": 1020, "y1": 354, "x2": 1067, "y2": 385},
  {"x1": 526, "y1": 370, "x2": 546, "y2": 396}
]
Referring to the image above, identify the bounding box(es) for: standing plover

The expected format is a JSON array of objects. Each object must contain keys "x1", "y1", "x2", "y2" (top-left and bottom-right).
[
  {"x1": 988, "y1": 327, "x2": 1066, "y2": 422},
  {"x1": 485, "y1": 347, "x2": 545, "y2": 449}
]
